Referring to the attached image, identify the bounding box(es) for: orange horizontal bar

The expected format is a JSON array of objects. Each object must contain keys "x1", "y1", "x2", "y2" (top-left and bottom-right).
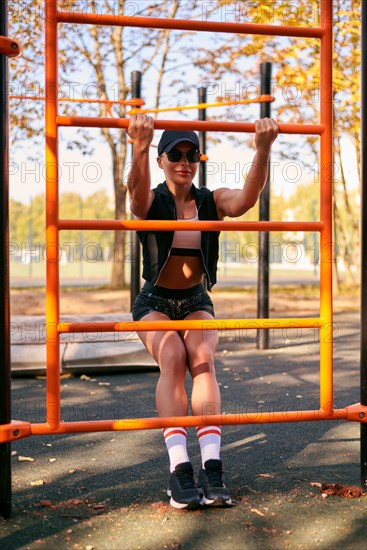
[
  {"x1": 59, "y1": 219, "x2": 324, "y2": 232},
  {"x1": 10, "y1": 96, "x2": 144, "y2": 106},
  {"x1": 0, "y1": 36, "x2": 21, "y2": 57},
  {"x1": 28, "y1": 409, "x2": 355, "y2": 435},
  {"x1": 0, "y1": 421, "x2": 32, "y2": 443},
  {"x1": 57, "y1": 11, "x2": 324, "y2": 39},
  {"x1": 58, "y1": 317, "x2": 323, "y2": 334},
  {"x1": 129, "y1": 95, "x2": 274, "y2": 115},
  {"x1": 2, "y1": 404, "x2": 367, "y2": 442},
  {"x1": 57, "y1": 115, "x2": 323, "y2": 135}
]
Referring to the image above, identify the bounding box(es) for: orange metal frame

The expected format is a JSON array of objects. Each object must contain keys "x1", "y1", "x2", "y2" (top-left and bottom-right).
[
  {"x1": 0, "y1": 35, "x2": 21, "y2": 57},
  {"x1": 1, "y1": 0, "x2": 367, "y2": 446},
  {"x1": 10, "y1": 96, "x2": 144, "y2": 118},
  {"x1": 127, "y1": 94, "x2": 274, "y2": 115}
]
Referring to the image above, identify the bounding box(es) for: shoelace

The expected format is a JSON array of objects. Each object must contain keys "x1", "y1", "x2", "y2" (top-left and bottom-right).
[
  {"x1": 206, "y1": 467, "x2": 224, "y2": 488},
  {"x1": 176, "y1": 468, "x2": 196, "y2": 490}
]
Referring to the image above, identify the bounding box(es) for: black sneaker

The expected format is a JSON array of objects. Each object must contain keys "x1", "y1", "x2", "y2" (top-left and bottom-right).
[
  {"x1": 197, "y1": 459, "x2": 232, "y2": 506},
  {"x1": 167, "y1": 462, "x2": 202, "y2": 509}
]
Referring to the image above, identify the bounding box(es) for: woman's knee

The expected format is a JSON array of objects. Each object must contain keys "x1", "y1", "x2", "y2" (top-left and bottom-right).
[
  {"x1": 159, "y1": 343, "x2": 187, "y2": 375},
  {"x1": 188, "y1": 346, "x2": 216, "y2": 376}
]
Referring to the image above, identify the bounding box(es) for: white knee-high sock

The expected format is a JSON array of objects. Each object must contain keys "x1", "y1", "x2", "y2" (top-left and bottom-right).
[
  {"x1": 163, "y1": 427, "x2": 190, "y2": 472},
  {"x1": 196, "y1": 426, "x2": 221, "y2": 467}
]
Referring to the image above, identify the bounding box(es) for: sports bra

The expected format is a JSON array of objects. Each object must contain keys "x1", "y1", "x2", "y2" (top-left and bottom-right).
[{"x1": 170, "y1": 209, "x2": 202, "y2": 257}]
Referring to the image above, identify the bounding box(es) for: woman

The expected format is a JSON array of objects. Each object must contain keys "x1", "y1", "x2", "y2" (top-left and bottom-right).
[{"x1": 127, "y1": 115, "x2": 278, "y2": 509}]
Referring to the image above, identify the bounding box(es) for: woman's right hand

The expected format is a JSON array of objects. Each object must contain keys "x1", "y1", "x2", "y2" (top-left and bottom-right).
[{"x1": 127, "y1": 114, "x2": 154, "y2": 151}]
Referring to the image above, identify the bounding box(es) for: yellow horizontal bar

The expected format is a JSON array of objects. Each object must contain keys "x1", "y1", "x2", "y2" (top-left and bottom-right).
[
  {"x1": 58, "y1": 317, "x2": 323, "y2": 334},
  {"x1": 128, "y1": 95, "x2": 275, "y2": 115}
]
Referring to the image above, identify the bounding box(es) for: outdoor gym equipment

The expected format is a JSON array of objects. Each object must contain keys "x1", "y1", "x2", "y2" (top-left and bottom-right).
[{"x1": 1, "y1": 0, "x2": 367, "y2": 519}]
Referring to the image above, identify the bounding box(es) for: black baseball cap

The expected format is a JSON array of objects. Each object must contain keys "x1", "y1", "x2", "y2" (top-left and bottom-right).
[{"x1": 157, "y1": 130, "x2": 200, "y2": 156}]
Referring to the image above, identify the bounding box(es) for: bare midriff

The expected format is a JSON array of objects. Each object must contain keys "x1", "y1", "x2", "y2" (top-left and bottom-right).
[{"x1": 156, "y1": 255, "x2": 204, "y2": 289}]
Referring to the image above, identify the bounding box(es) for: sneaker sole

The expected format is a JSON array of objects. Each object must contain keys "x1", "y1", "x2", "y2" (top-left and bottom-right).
[
  {"x1": 167, "y1": 489, "x2": 202, "y2": 510},
  {"x1": 199, "y1": 491, "x2": 232, "y2": 507}
]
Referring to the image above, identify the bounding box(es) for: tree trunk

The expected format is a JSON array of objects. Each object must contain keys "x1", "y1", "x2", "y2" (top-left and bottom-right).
[
  {"x1": 110, "y1": 152, "x2": 128, "y2": 289},
  {"x1": 333, "y1": 196, "x2": 355, "y2": 285},
  {"x1": 334, "y1": 135, "x2": 359, "y2": 282}
]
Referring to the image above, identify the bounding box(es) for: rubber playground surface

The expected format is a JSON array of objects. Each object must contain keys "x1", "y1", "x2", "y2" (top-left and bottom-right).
[{"x1": 1, "y1": 307, "x2": 367, "y2": 549}]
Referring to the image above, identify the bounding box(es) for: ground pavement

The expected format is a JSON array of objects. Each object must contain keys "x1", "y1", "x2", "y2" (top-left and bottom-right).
[{"x1": 1, "y1": 310, "x2": 367, "y2": 549}]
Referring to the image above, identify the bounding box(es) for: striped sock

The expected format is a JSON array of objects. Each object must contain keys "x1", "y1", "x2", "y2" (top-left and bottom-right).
[
  {"x1": 163, "y1": 427, "x2": 190, "y2": 472},
  {"x1": 196, "y1": 425, "x2": 221, "y2": 467}
]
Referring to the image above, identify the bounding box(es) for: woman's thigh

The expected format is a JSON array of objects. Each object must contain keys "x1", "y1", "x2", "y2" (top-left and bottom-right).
[
  {"x1": 179, "y1": 311, "x2": 218, "y2": 373},
  {"x1": 136, "y1": 311, "x2": 187, "y2": 367}
]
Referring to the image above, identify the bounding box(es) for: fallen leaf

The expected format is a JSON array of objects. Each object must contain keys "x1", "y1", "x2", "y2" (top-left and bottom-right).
[
  {"x1": 80, "y1": 375, "x2": 91, "y2": 381},
  {"x1": 311, "y1": 482, "x2": 366, "y2": 498},
  {"x1": 243, "y1": 485, "x2": 260, "y2": 494},
  {"x1": 66, "y1": 499, "x2": 84, "y2": 506},
  {"x1": 19, "y1": 456, "x2": 35, "y2": 462},
  {"x1": 49, "y1": 458, "x2": 57, "y2": 463},
  {"x1": 257, "y1": 473, "x2": 273, "y2": 478},
  {"x1": 262, "y1": 527, "x2": 279, "y2": 535},
  {"x1": 39, "y1": 500, "x2": 52, "y2": 507},
  {"x1": 250, "y1": 508, "x2": 265, "y2": 516},
  {"x1": 91, "y1": 503, "x2": 107, "y2": 510}
]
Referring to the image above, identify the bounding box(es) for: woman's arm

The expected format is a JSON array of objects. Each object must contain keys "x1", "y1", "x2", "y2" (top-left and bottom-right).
[
  {"x1": 214, "y1": 118, "x2": 279, "y2": 219},
  {"x1": 127, "y1": 114, "x2": 155, "y2": 218}
]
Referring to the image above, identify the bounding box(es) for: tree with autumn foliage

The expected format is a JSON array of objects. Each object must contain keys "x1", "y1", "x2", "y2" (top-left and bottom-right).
[
  {"x1": 195, "y1": 0, "x2": 361, "y2": 285},
  {"x1": 9, "y1": 0, "x2": 202, "y2": 288},
  {"x1": 9, "y1": 1, "x2": 361, "y2": 289}
]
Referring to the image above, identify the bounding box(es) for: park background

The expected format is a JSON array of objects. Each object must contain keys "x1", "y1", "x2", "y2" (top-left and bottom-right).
[
  {"x1": 3, "y1": 4, "x2": 367, "y2": 549},
  {"x1": 7, "y1": 0, "x2": 361, "y2": 301}
]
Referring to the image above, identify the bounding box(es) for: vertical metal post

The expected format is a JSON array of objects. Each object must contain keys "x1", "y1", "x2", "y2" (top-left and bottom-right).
[
  {"x1": 361, "y1": 0, "x2": 367, "y2": 490},
  {"x1": 130, "y1": 70, "x2": 142, "y2": 309},
  {"x1": 198, "y1": 86, "x2": 207, "y2": 188},
  {"x1": 79, "y1": 195, "x2": 83, "y2": 278},
  {"x1": 312, "y1": 200, "x2": 319, "y2": 276},
  {"x1": 257, "y1": 62, "x2": 272, "y2": 350},
  {"x1": 318, "y1": 0, "x2": 333, "y2": 415},
  {"x1": 28, "y1": 197, "x2": 33, "y2": 278},
  {"x1": 45, "y1": 0, "x2": 61, "y2": 429},
  {"x1": 0, "y1": 0, "x2": 12, "y2": 519}
]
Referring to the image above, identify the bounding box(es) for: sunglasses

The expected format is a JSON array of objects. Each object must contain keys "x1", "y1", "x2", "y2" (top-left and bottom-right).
[{"x1": 163, "y1": 149, "x2": 201, "y2": 163}]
